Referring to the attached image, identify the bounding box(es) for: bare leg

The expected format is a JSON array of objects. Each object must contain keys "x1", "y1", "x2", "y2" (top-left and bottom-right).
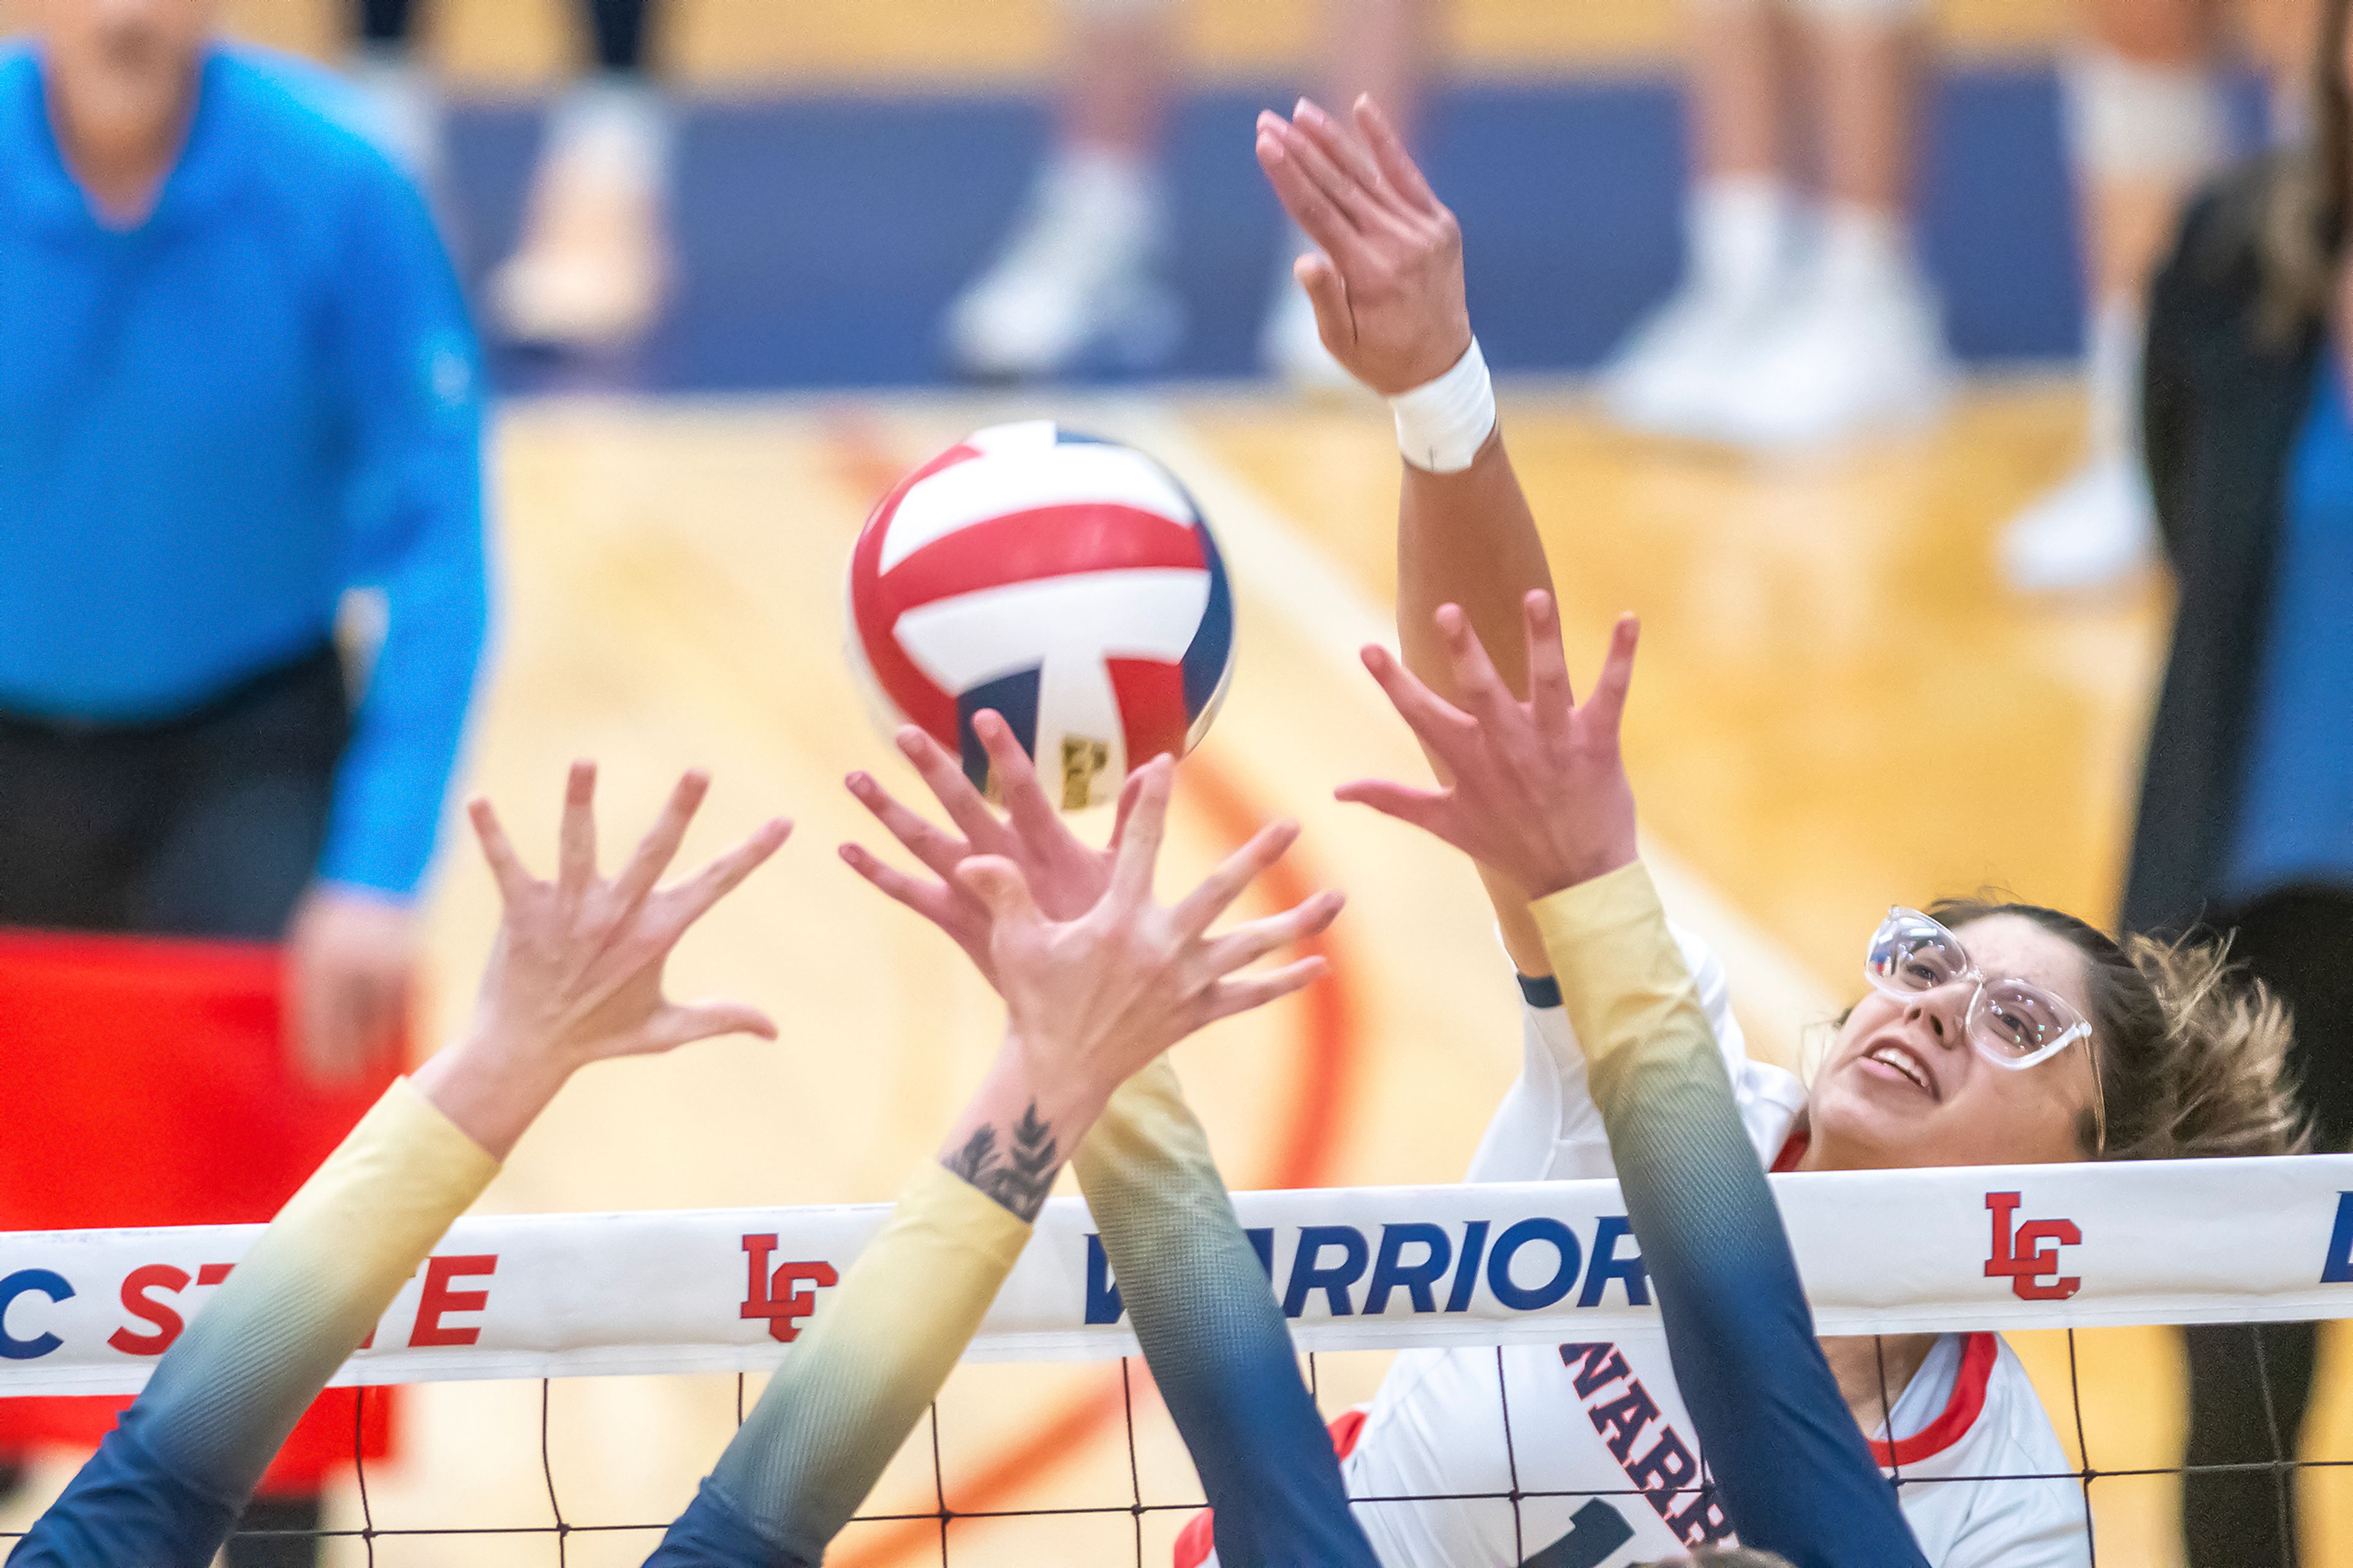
[
  {"x1": 1688, "y1": 0, "x2": 1799, "y2": 182},
  {"x1": 1809, "y1": 14, "x2": 1925, "y2": 214},
  {"x1": 1999, "y1": 0, "x2": 2230, "y2": 594},
  {"x1": 1317, "y1": 0, "x2": 1434, "y2": 139},
  {"x1": 1061, "y1": 5, "x2": 1174, "y2": 157}
]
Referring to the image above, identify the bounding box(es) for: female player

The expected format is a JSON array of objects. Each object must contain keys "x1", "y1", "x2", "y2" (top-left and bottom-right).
[
  {"x1": 1246, "y1": 92, "x2": 2302, "y2": 1567},
  {"x1": 846, "y1": 706, "x2": 1925, "y2": 1567},
  {"x1": 5, "y1": 756, "x2": 1344, "y2": 1567}
]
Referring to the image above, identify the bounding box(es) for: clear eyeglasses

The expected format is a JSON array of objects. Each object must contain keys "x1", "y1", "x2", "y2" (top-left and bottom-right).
[{"x1": 1864, "y1": 907, "x2": 2105, "y2": 1154}]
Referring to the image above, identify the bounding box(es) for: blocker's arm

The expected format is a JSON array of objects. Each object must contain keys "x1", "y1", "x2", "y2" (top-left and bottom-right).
[{"x1": 1531, "y1": 862, "x2": 1931, "y2": 1568}]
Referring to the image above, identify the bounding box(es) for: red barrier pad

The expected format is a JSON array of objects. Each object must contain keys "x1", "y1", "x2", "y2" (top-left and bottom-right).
[{"x1": 0, "y1": 929, "x2": 401, "y2": 1491}]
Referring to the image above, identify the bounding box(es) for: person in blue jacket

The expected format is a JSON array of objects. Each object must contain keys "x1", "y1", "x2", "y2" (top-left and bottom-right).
[{"x1": 0, "y1": 1, "x2": 489, "y2": 1559}]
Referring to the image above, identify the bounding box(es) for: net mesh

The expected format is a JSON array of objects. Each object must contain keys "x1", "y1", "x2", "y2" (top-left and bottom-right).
[{"x1": 4, "y1": 1321, "x2": 2348, "y2": 1567}]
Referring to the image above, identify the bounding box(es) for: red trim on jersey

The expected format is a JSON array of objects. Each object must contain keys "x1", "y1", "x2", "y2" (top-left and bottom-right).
[
  {"x1": 1171, "y1": 1407, "x2": 1370, "y2": 1568},
  {"x1": 1771, "y1": 1128, "x2": 1809, "y2": 1172},
  {"x1": 874, "y1": 506, "x2": 1203, "y2": 619},
  {"x1": 1870, "y1": 1331, "x2": 1999, "y2": 1469}
]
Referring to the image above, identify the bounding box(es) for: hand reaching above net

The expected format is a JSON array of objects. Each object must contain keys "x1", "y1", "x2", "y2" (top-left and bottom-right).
[
  {"x1": 847, "y1": 738, "x2": 1340, "y2": 1218},
  {"x1": 1254, "y1": 94, "x2": 1471, "y2": 396},
  {"x1": 414, "y1": 761, "x2": 792, "y2": 1159},
  {"x1": 839, "y1": 711, "x2": 1138, "y2": 986},
  {"x1": 1339, "y1": 590, "x2": 1642, "y2": 900}
]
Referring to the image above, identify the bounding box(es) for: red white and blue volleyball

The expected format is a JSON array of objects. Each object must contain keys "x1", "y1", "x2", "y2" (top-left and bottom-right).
[{"x1": 846, "y1": 421, "x2": 1236, "y2": 810}]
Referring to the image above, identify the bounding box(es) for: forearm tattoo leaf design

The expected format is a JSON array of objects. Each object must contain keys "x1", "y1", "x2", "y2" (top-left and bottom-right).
[{"x1": 943, "y1": 1102, "x2": 1061, "y2": 1221}]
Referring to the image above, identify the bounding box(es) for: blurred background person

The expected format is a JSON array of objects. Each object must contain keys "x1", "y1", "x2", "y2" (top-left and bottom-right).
[
  {"x1": 1599, "y1": 0, "x2": 1952, "y2": 450},
  {"x1": 943, "y1": 0, "x2": 1434, "y2": 386},
  {"x1": 2001, "y1": 1, "x2": 2238, "y2": 594},
  {"x1": 348, "y1": 0, "x2": 671, "y2": 350},
  {"x1": 2119, "y1": 0, "x2": 2353, "y2": 1558},
  {"x1": 0, "y1": 0, "x2": 490, "y2": 1558}
]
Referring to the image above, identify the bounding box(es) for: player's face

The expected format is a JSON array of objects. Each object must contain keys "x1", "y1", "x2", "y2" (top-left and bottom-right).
[
  {"x1": 36, "y1": 0, "x2": 212, "y2": 153},
  {"x1": 1806, "y1": 915, "x2": 2102, "y2": 1171}
]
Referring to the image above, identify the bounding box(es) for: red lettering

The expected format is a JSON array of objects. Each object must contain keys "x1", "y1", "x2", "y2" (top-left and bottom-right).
[
  {"x1": 1587, "y1": 1381, "x2": 1661, "y2": 1462},
  {"x1": 196, "y1": 1264, "x2": 232, "y2": 1287},
  {"x1": 740, "y1": 1235, "x2": 839, "y2": 1344},
  {"x1": 1985, "y1": 1192, "x2": 2083, "y2": 1301},
  {"x1": 409, "y1": 1255, "x2": 497, "y2": 1347},
  {"x1": 109, "y1": 1265, "x2": 190, "y2": 1356}
]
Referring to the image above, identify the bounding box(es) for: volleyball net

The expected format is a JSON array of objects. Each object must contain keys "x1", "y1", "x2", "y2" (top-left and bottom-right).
[{"x1": 3, "y1": 1154, "x2": 2352, "y2": 1564}]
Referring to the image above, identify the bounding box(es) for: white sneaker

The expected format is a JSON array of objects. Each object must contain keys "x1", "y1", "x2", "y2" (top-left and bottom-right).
[
  {"x1": 1998, "y1": 452, "x2": 2159, "y2": 594},
  {"x1": 489, "y1": 78, "x2": 673, "y2": 350},
  {"x1": 1702, "y1": 260, "x2": 1953, "y2": 451},
  {"x1": 944, "y1": 151, "x2": 1183, "y2": 380},
  {"x1": 1600, "y1": 279, "x2": 1784, "y2": 439},
  {"x1": 1259, "y1": 265, "x2": 1357, "y2": 393}
]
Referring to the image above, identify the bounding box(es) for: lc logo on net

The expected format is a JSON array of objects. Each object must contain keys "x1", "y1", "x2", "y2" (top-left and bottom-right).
[{"x1": 1984, "y1": 1191, "x2": 2082, "y2": 1301}]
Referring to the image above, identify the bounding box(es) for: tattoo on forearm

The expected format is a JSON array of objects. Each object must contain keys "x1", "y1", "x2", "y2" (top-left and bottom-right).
[{"x1": 943, "y1": 1102, "x2": 1061, "y2": 1221}]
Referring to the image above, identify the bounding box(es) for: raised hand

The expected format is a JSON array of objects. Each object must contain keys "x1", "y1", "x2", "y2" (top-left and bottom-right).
[
  {"x1": 415, "y1": 762, "x2": 791, "y2": 1156},
  {"x1": 1339, "y1": 592, "x2": 1641, "y2": 901},
  {"x1": 928, "y1": 757, "x2": 1343, "y2": 1219},
  {"x1": 1254, "y1": 93, "x2": 1471, "y2": 395},
  {"x1": 839, "y1": 711, "x2": 1143, "y2": 987}
]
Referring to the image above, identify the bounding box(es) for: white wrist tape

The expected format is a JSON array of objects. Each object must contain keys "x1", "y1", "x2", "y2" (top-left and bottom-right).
[{"x1": 1391, "y1": 338, "x2": 1496, "y2": 473}]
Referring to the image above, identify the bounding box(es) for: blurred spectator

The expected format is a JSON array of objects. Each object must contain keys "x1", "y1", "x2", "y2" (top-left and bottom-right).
[
  {"x1": 349, "y1": 0, "x2": 671, "y2": 349},
  {"x1": 2003, "y1": 0, "x2": 2237, "y2": 594},
  {"x1": 0, "y1": 0, "x2": 489, "y2": 1558},
  {"x1": 944, "y1": 0, "x2": 1433, "y2": 387},
  {"x1": 2121, "y1": 0, "x2": 2353, "y2": 1559},
  {"x1": 1599, "y1": 0, "x2": 1951, "y2": 449}
]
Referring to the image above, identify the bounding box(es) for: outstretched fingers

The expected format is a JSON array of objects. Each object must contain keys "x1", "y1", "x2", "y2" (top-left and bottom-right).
[
  {"x1": 665, "y1": 816, "x2": 793, "y2": 926},
  {"x1": 1201, "y1": 955, "x2": 1332, "y2": 1025},
  {"x1": 1353, "y1": 94, "x2": 1440, "y2": 214},
  {"x1": 1332, "y1": 776, "x2": 1461, "y2": 844},
  {"x1": 1199, "y1": 887, "x2": 1345, "y2": 975},
  {"x1": 1435, "y1": 604, "x2": 1520, "y2": 728},
  {"x1": 643, "y1": 998, "x2": 779, "y2": 1051},
  {"x1": 469, "y1": 796, "x2": 535, "y2": 904},
  {"x1": 1106, "y1": 756, "x2": 1175, "y2": 907},
  {"x1": 1522, "y1": 591, "x2": 1575, "y2": 735},
  {"x1": 556, "y1": 760, "x2": 599, "y2": 901},
  {"x1": 846, "y1": 768, "x2": 969, "y2": 881},
  {"x1": 838, "y1": 840, "x2": 956, "y2": 926},
  {"x1": 610, "y1": 770, "x2": 711, "y2": 912},
  {"x1": 1289, "y1": 97, "x2": 1408, "y2": 228},
  {"x1": 896, "y1": 726, "x2": 1010, "y2": 852},
  {"x1": 1583, "y1": 615, "x2": 1641, "y2": 739},
  {"x1": 1360, "y1": 642, "x2": 1477, "y2": 762},
  {"x1": 973, "y1": 710, "x2": 1061, "y2": 846},
  {"x1": 1256, "y1": 113, "x2": 1371, "y2": 273},
  {"x1": 1169, "y1": 819, "x2": 1302, "y2": 937}
]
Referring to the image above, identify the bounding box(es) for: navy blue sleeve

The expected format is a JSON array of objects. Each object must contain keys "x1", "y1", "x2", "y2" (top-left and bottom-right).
[
  {"x1": 1072, "y1": 1061, "x2": 1382, "y2": 1568},
  {"x1": 642, "y1": 1484, "x2": 816, "y2": 1568},
  {"x1": 1535, "y1": 868, "x2": 1931, "y2": 1568},
  {"x1": 316, "y1": 147, "x2": 491, "y2": 898},
  {"x1": 7, "y1": 1406, "x2": 240, "y2": 1568}
]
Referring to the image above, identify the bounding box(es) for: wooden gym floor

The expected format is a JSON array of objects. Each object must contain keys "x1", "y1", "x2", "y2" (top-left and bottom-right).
[{"x1": 6, "y1": 383, "x2": 2339, "y2": 1566}]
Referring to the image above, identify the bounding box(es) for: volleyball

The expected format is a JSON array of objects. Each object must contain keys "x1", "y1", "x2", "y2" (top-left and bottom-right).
[{"x1": 845, "y1": 420, "x2": 1236, "y2": 811}]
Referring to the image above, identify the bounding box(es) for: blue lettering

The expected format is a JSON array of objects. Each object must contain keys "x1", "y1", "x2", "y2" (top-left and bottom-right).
[
  {"x1": 1084, "y1": 1233, "x2": 1123, "y2": 1325},
  {"x1": 0, "y1": 1270, "x2": 73, "y2": 1360},
  {"x1": 1487, "y1": 1218, "x2": 1582, "y2": 1311},
  {"x1": 1283, "y1": 1225, "x2": 1370, "y2": 1317},
  {"x1": 1365, "y1": 1224, "x2": 1453, "y2": 1314},
  {"x1": 2324, "y1": 1194, "x2": 2353, "y2": 1285},
  {"x1": 1446, "y1": 1220, "x2": 1490, "y2": 1312},
  {"x1": 1246, "y1": 1227, "x2": 1276, "y2": 1279},
  {"x1": 1577, "y1": 1216, "x2": 1651, "y2": 1307}
]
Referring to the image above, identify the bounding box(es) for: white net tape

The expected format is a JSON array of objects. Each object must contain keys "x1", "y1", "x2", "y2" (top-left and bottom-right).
[{"x1": 5, "y1": 1153, "x2": 2351, "y2": 1396}]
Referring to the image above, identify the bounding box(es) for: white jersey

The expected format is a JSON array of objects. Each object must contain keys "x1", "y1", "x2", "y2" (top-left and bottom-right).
[{"x1": 1331, "y1": 929, "x2": 2091, "y2": 1568}]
